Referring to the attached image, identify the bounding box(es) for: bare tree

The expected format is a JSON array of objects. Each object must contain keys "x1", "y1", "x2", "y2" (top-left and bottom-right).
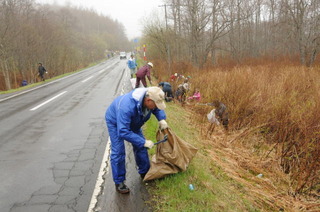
[
  {"x1": 142, "y1": 15, "x2": 169, "y2": 62},
  {"x1": 282, "y1": 0, "x2": 320, "y2": 66},
  {"x1": 144, "y1": 0, "x2": 319, "y2": 68},
  {"x1": 0, "y1": 0, "x2": 32, "y2": 89}
]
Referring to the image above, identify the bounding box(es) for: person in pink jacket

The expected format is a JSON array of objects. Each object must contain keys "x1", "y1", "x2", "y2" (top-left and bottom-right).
[{"x1": 188, "y1": 88, "x2": 201, "y2": 101}]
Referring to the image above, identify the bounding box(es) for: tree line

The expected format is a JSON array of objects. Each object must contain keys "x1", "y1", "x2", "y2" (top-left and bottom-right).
[
  {"x1": 0, "y1": 0, "x2": 130, "y2": 91},
  {"x1": 143, "y1": 0, "x2": 320, "y2": 69}
]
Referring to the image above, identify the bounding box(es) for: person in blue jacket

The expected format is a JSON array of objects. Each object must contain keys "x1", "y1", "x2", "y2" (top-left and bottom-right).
[
  {"x1": 127, "y1": 54, "x2": 138, "y2": 78},
  {"x1": 105, "y1": 86, "x2": 168, "y2": 194},
  {"x1": 158, "y1": 81, "x2": 174, "y2": 102}
]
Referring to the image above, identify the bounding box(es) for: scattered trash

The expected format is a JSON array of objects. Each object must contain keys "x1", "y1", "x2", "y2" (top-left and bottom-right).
[
  {"x1": 257, "y1": 173, "x2": 263, "y2": 178},
  {"x1": 189, "y1": 184, "x2": 194, "y2": 191}
]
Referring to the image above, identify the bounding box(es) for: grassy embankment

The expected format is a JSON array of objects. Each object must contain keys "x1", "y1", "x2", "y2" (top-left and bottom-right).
[
  {"x1": 143, "y1": 63, "x2": 320, "y2": 212},
  {"x1": 143, "y1": 103, "x2": 282, "y2": 212}
]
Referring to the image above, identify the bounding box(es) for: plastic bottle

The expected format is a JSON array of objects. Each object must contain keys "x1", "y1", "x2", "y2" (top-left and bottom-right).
[{"x1": 189, "y1": 184, "x2": 194, "y2": 191}]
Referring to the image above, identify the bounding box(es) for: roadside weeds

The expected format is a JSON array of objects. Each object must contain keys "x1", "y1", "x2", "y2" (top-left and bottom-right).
[{"x1": 144, "y1": 102, "x2": 320, "y2": 212}]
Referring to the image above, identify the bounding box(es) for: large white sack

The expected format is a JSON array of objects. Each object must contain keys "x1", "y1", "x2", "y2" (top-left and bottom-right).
[{"x1": 130, "y1": 78, "x2": 145, "y2": 89}]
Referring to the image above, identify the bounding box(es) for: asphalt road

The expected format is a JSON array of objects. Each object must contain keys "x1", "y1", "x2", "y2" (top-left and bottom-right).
[{"x1": 0, "y1": 57, "x2": 150, "y2": 212}]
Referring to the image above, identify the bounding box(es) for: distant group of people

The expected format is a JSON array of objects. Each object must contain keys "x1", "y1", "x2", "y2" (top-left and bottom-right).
[
  {"x1": 158, "y1": 73, "x2": 200, "y2": 104},
  {"x1": 127, "y1": 56, "x2": 199, "y2": 104},
  {"x1": 127, "y1": 57, "x2": 229, "y2": 135},
  {"x1": 161, "y1": 73, "x2": 229, "y2": 134}
]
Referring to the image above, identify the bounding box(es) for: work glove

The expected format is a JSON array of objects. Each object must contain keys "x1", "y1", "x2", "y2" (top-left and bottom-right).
[
  {"x1": 144, "y1": 140, "x2": 154, "y2": 149},
  {"x1": 159, "y1": 120, "x2": 168, "y2": 130}
]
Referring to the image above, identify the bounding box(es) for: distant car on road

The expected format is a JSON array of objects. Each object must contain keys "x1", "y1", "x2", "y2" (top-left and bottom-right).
[{"x1": 120, "y1": 52, "x2": 126, "y2": 60}]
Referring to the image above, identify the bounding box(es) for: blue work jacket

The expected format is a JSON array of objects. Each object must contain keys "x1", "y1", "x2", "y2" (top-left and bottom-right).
[
  {"x1": 127, "y1": 58, "x2": 137, "y2": 69},
  {"x1": 105, "y1": 88, "x2": 166, "y2": 148}
]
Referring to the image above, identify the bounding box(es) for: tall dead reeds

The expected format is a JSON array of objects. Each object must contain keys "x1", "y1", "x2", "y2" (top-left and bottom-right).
[{"x1": 156, "y1": 61, "x2": 320, "y2": 195}]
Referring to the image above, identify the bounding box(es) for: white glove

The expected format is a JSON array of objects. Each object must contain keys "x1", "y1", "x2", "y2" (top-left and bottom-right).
[
  {"x1": 144, "y1": 140, "x2": 154, "y2": 149},
  {"x1": 159, "y1": 120, "x2": 168, "y2": 130}
]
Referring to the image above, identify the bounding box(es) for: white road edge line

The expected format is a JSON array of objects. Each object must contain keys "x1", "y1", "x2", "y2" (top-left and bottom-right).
[
  {"x1": 82, "y1": 76, "x2": 94, "y2": 83},
  {"x1": 87, "y1": 138, "x2": 111, "y2": 212},
  {"x1": 30, "y1": 91, "x2": 67, "y2": 111},
  {"x1": 87, "y1": 71, "x2": 126, "y2": 211}
]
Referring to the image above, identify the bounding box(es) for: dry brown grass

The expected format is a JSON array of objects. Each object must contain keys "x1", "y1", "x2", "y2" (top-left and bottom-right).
[
  {"x1": 183, "y1": 104, "x2": 320, "y2": 211},
  {"x1": 154, "y1": 61, "x2": 320, "y2": 209}
]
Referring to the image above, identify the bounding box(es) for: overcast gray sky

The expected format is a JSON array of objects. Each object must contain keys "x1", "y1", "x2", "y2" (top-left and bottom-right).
[{"x1": 36, "y1": 0, "x2": 164, "y2": 39}]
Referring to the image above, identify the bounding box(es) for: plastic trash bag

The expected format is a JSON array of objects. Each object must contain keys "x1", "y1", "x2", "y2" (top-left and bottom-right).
[{"x1": 130, "y1": 78, "x2": 144, "y2": 89}]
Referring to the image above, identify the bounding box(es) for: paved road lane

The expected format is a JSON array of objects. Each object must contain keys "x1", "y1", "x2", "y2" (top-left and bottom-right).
[{"x1": 0, "y1": 58, "x2": 138, "y2": 212}]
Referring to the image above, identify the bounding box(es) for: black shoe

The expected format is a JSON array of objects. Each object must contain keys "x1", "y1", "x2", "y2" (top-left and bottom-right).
[
  {"x1": 140, "y1": 173, "x2": 147, "y2": 179},
  {"x1": 115, "y1": 182, "x2": 130, "y2": 194}
]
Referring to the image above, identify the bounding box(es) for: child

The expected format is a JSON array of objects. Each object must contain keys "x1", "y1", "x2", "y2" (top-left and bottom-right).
[{"x1": 188, "y1": 88, "x2": 201, "y2": 101}]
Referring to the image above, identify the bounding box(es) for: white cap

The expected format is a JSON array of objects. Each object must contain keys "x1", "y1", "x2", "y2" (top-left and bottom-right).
[
  {"x1": 147, "y1": 62, "x2": 153, "y2": 68},
  {"x1": 146, "y1": 87, "x2": 166, "y2": 110}
]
